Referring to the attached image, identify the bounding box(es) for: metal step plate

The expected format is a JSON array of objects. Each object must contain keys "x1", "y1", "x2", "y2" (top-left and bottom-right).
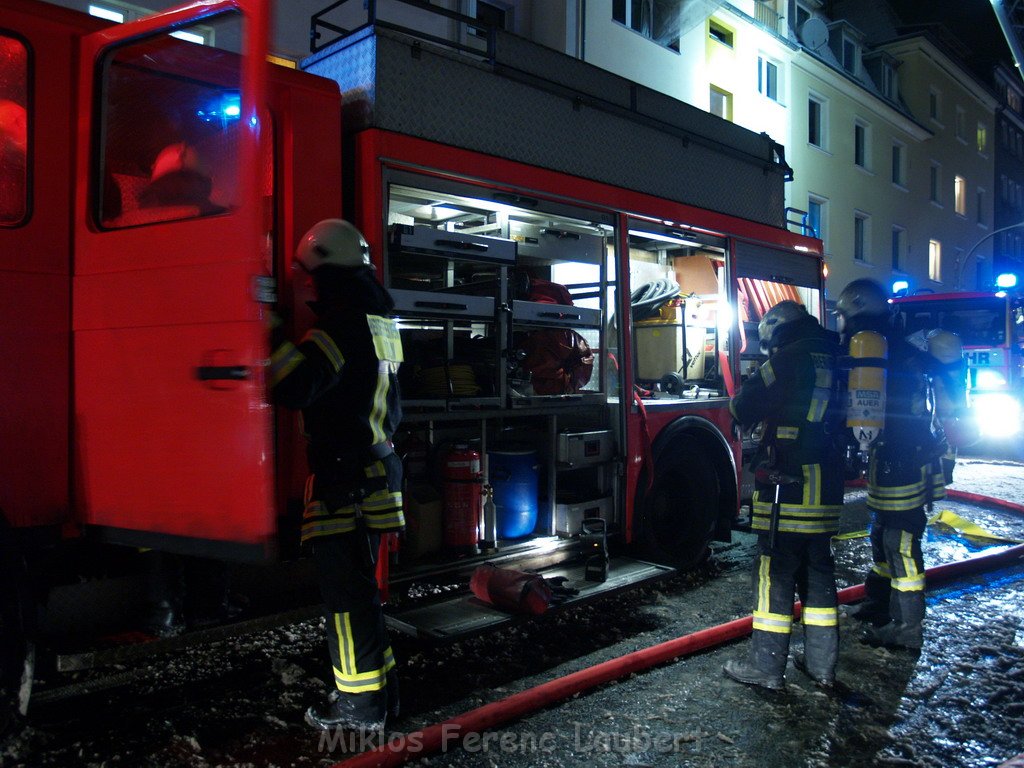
[{"x1": 385, "y1": 556, "x2": 673, "y2": 642}]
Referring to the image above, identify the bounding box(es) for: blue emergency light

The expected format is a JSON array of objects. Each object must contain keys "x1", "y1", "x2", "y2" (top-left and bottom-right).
[
  {"x1": 891, "y1": 280, "x2": 909, "y2": 296},
  {"x1": 196, "y1": 92, "x2": 241, "y2": 124},
  {"x1": 996, "y1": 272, "x2": 1018, "y2": 289}
]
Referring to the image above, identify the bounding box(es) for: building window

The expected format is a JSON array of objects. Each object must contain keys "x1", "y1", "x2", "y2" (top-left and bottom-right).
[
  {"x1": 954, "y1": 175, "x2": 966, "y2": 215},
  {"x1": 930, "y1": 163, "x2": 941, "y2": 204},
  {"x1": 808, "y1": 194, "x2": 826, "y2": 244},
  {"x1": 854, "y1": 121, "x2": 869, "y2": 168},
  {"x1": 795, "y1": 3, "x2": 811, "y2": 33},
  {"x1": 0, "y1": 33, "x2": 29, "y2": 227},
  {"x1": 891, "y1": 225, "x2": 905, "y2": 271},
  {"x1": 881, "y1": 62, "x2": 897, "y2": 100},
  {"x1": 929, "y1": 239, "x2": 942, "y2": 282},
  {"x1": 929, "y1": 89, "x2": 941, "y2": 122},
  {"x1": 808, "y1": 95, "x2": 824, "y2": 148},
  {"x1": 955, "y1": 107, "x2": 966, "y2": 141},
  {"x1": 758, "y1": 56, "x2": 779, "y2": 101},
  {"x1": 842, "y1": 35, "x2": 858, "y2": 74},
  {"x1": 709, "y1": 19, "x2": 734, "y2": 47},
  {"x1": 854, "y1": 212, "x2": 869, "y2": 262},
  {"x1": 1009, "y1": 88, "x2": 1022, "y2": 113},
  {"x1": 977, "y1": 187, "x2": 985, "y2": 225},
  {"x1": 710, "y1": 86, "x2": 732, "y2": 121},
  {"x1": 977, "y1": 122, "x2": 988, "y2": 154},
  {"x1": 891, "y1": 141, "x2": 905, "y2": 186},
  {"x1": 613, "y1": 0, "x2": 681, "y2": 51}
]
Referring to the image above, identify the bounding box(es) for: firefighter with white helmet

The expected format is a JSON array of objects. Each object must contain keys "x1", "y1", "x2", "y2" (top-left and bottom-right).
[
  {"x1": 836, "y1": 278, "x2": 968, "y2": 651},
  {"x1": 270, "y1": 218, "x2": 404, "y2": 731},
  {"x1": 723, "y1": 300, "x2": 844, "y2": 690}
]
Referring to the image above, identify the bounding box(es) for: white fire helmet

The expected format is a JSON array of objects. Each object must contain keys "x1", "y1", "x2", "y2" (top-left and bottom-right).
[{"x1": 295, "y1": 218, "x2": 371, "y2": 272}]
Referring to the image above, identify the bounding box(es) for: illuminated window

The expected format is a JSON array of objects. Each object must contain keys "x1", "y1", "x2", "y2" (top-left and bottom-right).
[
  {"x1": 709, "y1": 20, "x2": 733, "y2": 47},
  {"x1": 954, "y1": 175, "x2": 966, "y2": 215},
  {"x1": 808, "y1": 94, "x2": 825, "y2": 148},
  {"x1": 891, "y1": 225, "x2": 904, "y2": 271},
  {"x1": 96, "y1": 13, "x2": 241, "y2": 228},
  {"x1": 977, "y1": 122, "x2": 988, "y2": 153},
  {"x1": 854, "y1": 212, "x2": 869, "y2": 262},
  {"x1": 710, "y1": 86, "x2": 732, "y2": 121},
  {"x1": 0, "y1": 34, "x2": 28, "y2": 227},
  {"x1": 929, "y1": 239, "x2": 942, "y2": 282},
  {"x1": 891, "y1": 141, "x2": 905, "y2": 186},
  {"x1": 613, "y1": 0, "x2": 681, "y2": 51},
  {"x1": 930, "y1": 163, "x2": 941, "y2": 204},
  {"x1": 758, "y1": 56, "x2": 778, "y2": 101}
]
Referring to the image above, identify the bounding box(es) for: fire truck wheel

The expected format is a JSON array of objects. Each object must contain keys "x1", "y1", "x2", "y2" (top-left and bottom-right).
[{"x1": 633, "y1": 442, "x2": 719, "y2": 570}]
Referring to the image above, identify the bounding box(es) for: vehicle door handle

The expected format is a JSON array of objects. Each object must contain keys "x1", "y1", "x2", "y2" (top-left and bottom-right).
[{"x1": 196, "y1": 365, "x2": 250, "y2": 381}]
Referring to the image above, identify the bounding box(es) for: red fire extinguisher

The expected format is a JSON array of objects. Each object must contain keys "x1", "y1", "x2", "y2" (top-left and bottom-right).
[{"x1": 443, "y1": 443, "x2": 482, "y2": 555}]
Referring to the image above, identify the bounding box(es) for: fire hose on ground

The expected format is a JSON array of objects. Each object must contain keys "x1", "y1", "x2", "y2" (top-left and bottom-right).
[{"x1": 334, "y1": 489, "x2": 1024, "y2": 768}]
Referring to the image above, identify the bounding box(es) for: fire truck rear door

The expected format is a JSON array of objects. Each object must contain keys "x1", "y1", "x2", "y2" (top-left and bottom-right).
[{"x1": 72, "y1": 2, "x2": 275, "y2": 560}]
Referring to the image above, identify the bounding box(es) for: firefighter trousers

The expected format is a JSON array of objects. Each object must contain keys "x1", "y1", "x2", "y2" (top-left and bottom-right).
[
  {"x1": 863, "y1": 510, "x2": 926, "y2": 632},
  {"x1": 749, "y1": 532, "x2": 838, "y2": 680},
  {"x1": 311, "y1": 531, "x2": 396, "y2": 695}
]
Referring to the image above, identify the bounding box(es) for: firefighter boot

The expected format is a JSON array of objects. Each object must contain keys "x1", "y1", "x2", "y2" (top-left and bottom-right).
[
  {"x1": 723, "y1": 631, "x2": 788, "y2": 691},
  {"x1": 305, "y1": 689, "x2": 387, "y2": 732},
  {"x1": 385, "y1": 668, "x2": 400, "y2": 721},
  {"x1": 863, "y1": 591, "x2": 924, "y2": 651},
  {"x1": 845, "y1": 571, "x2": 890, "y2": 626},
  {"x1": 793, "y1": 625, "x2": 837, "y2": 687}
]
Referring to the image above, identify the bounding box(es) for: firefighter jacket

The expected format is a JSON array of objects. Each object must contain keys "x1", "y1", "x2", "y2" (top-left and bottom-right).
[
  {"x1": 844, "y1": 316, "x2": 944, "y2": 517},
  {"x1": 731, "y1": 314, "x2": 843, "y2": 536},
  {"x1": 271, "y1": 305, "x2": 405, "y2": 543}
]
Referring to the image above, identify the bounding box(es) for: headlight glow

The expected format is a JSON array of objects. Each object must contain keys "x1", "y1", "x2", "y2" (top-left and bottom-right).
[
  {"x1": 972, "y1": 394, "x2": 1022, "y2": 438},
  {"x1": 975, "y1": 369, "x2": 1008, "y2": 390}
]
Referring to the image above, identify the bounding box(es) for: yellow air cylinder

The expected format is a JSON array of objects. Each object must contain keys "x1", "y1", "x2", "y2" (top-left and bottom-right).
[{"x1": 847, "y1": 330, "x2": 888, "y2": 454}]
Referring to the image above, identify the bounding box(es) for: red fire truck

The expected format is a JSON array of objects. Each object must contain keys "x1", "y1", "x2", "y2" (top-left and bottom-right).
[
  {"x1": 893, "y1": 291, "x2": 1024, "y2": 440},
  {"x1": 0, "y1": 0, "x2": 824, "y2": 673}
]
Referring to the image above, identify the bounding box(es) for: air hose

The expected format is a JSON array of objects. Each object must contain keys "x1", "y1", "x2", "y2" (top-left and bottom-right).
[
  {"x1": 630, "y1": 279, "x2": 680, "y2": 321},
  {"x1": 336, "y1": 492, "x2": 1024, "y2": 768}
]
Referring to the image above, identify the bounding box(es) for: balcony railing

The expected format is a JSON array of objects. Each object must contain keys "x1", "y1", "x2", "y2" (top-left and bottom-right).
[{"x1": 755, "y1": 1, "x2": 781, "y2": 34}]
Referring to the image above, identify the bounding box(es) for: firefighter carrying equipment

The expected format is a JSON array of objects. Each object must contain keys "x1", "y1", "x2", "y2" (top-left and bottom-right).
[
  {"x1": 469, "y1": 563, "x2": 577, "y2": 615},
  {"x1": 846, "y1": 329, "x2": 888, "y2": 458},
  {"x1": 730, "y1": 313, "x2": 844, "y2": 536},
  {"x1": 756, "y1": 299, "x2": 808, "y2": 355}
]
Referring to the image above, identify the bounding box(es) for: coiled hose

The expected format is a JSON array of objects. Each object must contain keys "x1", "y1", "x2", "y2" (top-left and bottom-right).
[{"x1": 609, "y1": 279, "x2": 680, "y2": 331}]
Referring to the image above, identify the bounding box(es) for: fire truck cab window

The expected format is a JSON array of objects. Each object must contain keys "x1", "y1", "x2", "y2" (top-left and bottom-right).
[
  {"x1": 628, "y1": 223, "x2": 729, "y2": 398},
  {"x1": 95, "y1": 14, "x2": 242, "y2": 229},
  {"x1": 0, "y1": 34, "x2": 29, "y2": 227},
  {"x1": 899, "y1": 297, "x2": 1008, "y2": 347}
]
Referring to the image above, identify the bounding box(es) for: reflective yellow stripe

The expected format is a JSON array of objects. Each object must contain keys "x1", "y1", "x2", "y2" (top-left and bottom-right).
[
  {"x1": 752, "y1": 610, "x2": 792, "y2": 633},
  {"x1": 776, "y1": 426, "x2": 799, "y2": 440},
  {"x1": 761, "y1": 360, "x2": 776, "y2": 386},
  {"x1": 305, "y1": 328, "x2": 345, "y2": 373},
  {"x1": 867, "y1": 492, "x2": 927, "y2": 512},
  {"x1": 869, "y1": 481, "x2": 927, "y2": 499},
  {"x1": 364, "y1": 460, "x2": 386, "y2": 479},
  {"x1": 270, "y1": 341, "x2": 304, "y2": 386},
  {"x1": 757, "y1": 555, "x2": 771, "y2": 614},
  {"x1": 752, "y1": 501, "x2": 842, "y2": 518},
  {"x1": 802, "y1": 606, "x2": 838, "y2": 627},
  {"x1": 806, "y1": 390, "x2": 829, "y2": 422},
  {"x1": 892, "y1": 574, "x2": 925, "y2": 591},
  {"x1": 369, "y1": 369, "x2": 390, "y2": 444},
  {"x1": 871, "y1": 562, "x2": 891, "y2": 578},
  {"x1": 802, "y1": 464, "x2": 821, "y2": 506}
]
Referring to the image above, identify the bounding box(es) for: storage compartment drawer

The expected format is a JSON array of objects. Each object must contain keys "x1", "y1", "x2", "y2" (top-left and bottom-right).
[
  {"x1": 512, "y1": 300, "x2": 601, "y2": 328},
  {"x1": 509, "y1": 220, "x2": 605, "y2": 265},
  {"x1": 391, "y1": 224, "x2": 517, "y2": 264},
  {"x1": 397, "y1": 316, "x2": 501, "y2": 408},
  {"x1": 392, "y1": 288, "x2": 495, "y2": 319},
  {"x1": 556, "y1": 430, "x2": 613, "y2": 467},
  {"x1": 509, "y1": 325, "x2": 603, "y2": 406},
  {"x1": 555, "y1": 495, "x2": 613, "y2": 538}
]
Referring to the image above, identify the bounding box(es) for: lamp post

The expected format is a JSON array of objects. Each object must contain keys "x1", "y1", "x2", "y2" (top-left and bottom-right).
[{"x1": 954, "y1": 220, "x2": 1024, "y2": 290}]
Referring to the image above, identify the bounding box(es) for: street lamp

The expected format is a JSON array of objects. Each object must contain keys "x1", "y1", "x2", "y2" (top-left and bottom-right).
[{"x1": 954, "y1": 220, "x2": 1024, "y2": 290}]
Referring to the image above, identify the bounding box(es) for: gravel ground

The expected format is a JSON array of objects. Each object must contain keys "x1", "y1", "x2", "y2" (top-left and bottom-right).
[{"x1": 3, "y1": 454, "x2": 1024, "y2": 768}]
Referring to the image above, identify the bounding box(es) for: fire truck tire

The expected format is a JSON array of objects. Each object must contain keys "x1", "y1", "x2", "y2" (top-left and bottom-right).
[{"x1": 633, "y1": 442, "x2": 719, "y2": 570}]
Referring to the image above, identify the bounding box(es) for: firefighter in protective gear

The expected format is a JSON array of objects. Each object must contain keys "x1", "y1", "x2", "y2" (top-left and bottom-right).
[
  {"x1": 271, "y1": 219, "x2": 404, "y2": 731},
  {"x1": 837, "y1": 279, "x2": 948, "y2": 651},
  {"x1": 723, "y1": 301, "x2": 843, "y2": 690}
]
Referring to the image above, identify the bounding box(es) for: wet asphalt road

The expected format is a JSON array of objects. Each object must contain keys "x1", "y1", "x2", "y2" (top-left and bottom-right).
[{"x1": 4, "y1": 452, "x2": 1024, "y2": 768}]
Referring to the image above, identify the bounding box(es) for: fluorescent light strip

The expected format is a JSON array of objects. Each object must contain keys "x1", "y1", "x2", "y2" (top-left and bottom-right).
[
  {"x1": 170, "y1": 30, "x2": 206, "y2": 44},
  {"x1": 89, "y1": 4, "x2": 124, "y2": 22},
  {"x1": 628, "y1": 229, "x2": 702, "y2": 248}
]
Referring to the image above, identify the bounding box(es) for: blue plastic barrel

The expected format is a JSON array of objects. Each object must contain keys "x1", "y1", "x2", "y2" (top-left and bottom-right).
[{"x1": 488, "y1": 448, "x2": 539, "y2": 539}]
